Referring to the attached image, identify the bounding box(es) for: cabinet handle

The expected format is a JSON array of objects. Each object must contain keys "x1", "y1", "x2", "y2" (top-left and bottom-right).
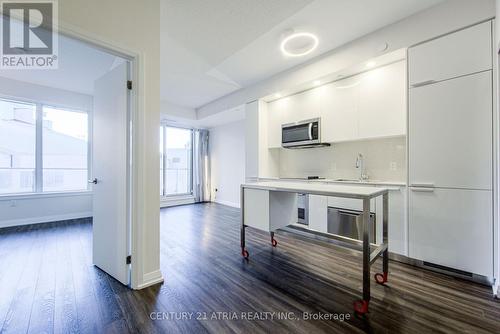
[
  {"x1": 411, "y1": 80, "x2": 436, "y2": 88},
  {"x1": 410, "y1": 187, "x2": 434, "y2": 192},
  {"x1": 410, "y1": 183, "x2": 434, "y2": 188}
]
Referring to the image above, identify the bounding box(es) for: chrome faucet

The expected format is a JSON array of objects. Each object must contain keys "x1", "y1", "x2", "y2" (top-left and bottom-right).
[{"x1": 356, "y1": 153, "x2": 368, "y2": 181}]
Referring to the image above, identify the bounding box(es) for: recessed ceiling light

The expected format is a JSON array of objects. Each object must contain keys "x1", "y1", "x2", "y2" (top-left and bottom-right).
[
  {"x1": 366, "y1": 61, "x2": 376, "y2": 68},
  {"x1": 313, "y1": 80, "x2": 321, "y2": 86},
  {"x1": 280, "y1": 32, "x2": 319, "y2": 57},
  {"x1": 274, "y1": 93, "x2": 282, "y2": 99}
]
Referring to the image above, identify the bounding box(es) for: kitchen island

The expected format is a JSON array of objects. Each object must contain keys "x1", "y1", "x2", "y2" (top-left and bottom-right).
[{"x1": 240, "y1": 181, "x2": 389, "y2": 314}]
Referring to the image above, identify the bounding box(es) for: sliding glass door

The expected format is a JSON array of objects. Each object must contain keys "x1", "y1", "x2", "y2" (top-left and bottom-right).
[{"x1": 160, "y1": 125, "x2": 193, "y2": 197}]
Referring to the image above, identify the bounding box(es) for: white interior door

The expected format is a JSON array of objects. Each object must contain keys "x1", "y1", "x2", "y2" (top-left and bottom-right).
[{"x1": 92, "y1": 61, "x2": 130, "y2": 285}]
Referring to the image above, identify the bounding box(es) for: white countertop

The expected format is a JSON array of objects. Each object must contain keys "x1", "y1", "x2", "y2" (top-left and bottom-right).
[
  {"x1": 259, "y1": 177, "x2": 406, "y2": 187},
  {"x1": 242, "y1": 181, "x2": 388, "y2": 199}
]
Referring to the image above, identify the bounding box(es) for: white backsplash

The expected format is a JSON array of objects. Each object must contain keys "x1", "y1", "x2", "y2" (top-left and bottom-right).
[{"x1": 278, "y1": 136, "x2": 406, "y2": 182}]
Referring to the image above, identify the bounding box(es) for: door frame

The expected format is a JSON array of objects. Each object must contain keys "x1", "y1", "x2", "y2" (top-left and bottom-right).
[{"x1": 54, "y1": 24, "x2": 145, "y2": 289}]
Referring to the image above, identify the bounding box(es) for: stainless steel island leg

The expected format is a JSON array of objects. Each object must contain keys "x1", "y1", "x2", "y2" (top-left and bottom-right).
[
  {"x1": 240, "y1": 186, "x2": 249, "y2": 259},
  {"x1": 354, "y1": 198, "x2": 371, "y2": 315},
  {"x1": 382, "y1": 193, "x2": 389, "y2": 275},
  {"x1": 355, "y1": 191, "x2": 390, "y2": 314}
]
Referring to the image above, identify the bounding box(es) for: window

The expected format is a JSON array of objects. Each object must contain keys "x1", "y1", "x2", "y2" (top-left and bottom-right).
[
  {"x1": 42, "y1": 107, "x2": 89, "y2": 192},
  {"x1": 0, "y1": 98, "x2": 89, "y2": 195},
  {"x1": 0, "y1": 100, "x2": 37, "y2": 194},
  {"x1": 160, "y1": 126, "x2": 193, "y2": 196}
]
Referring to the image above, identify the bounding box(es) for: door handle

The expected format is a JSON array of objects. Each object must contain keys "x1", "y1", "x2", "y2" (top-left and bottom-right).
[{"x1": 88, "y1": 178, "x2": 98, "y2": 184}]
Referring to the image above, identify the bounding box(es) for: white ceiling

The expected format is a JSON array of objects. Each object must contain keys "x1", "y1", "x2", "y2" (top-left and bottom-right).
[
  {"x1": 165, "y1": 104, "x2": 246, "y2": 129},
  {"x1": 0, "y1": 34, "x2": 119, "y2": 95},
  {"x1": 161, "y1": 0, "x2": 445, "y2": 110}
]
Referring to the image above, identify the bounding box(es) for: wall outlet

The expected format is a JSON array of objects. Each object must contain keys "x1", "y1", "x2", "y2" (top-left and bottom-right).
[
  {"x1": 390, "y1": 162, "x2": 397, "y2": 171},
  {"x1": 9, "y1": 200, "x2": 16, "y2": 207}
]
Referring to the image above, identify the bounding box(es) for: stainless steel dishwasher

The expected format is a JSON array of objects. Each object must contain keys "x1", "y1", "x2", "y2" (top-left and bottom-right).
[{"x1": 327, "y1": 207, "x2": 376, "y2": 243}]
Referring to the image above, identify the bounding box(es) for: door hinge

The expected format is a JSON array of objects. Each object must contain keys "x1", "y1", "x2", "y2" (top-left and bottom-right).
[
  {"x1": 127, "y1": 80, "x2": 132, "y2": 90},
  {"x1": 126, "y1": 255, "x2": 131, "y2": 264}
]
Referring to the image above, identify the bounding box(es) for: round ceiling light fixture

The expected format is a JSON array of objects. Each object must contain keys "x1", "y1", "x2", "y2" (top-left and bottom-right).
[{"x1": 280, "y1": 32, "x2": 318, "y2": 57}]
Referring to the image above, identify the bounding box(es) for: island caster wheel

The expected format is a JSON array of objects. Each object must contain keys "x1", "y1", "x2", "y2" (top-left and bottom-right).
[
  {"x1": 375, "y1": 272, "x2": 388, "y2": 285},
  {"x1": 241, "y1": 248, "x2": 249, "y2": 259},
  {"x1": 271, "y1": 238, "x2": 278, "y2": 247},
  {"x1": 353, "y1": 300, "x2": 369, "y2": 315}
]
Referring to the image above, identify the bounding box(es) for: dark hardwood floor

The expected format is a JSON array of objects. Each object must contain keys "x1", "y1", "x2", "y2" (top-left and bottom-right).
[{"x1": 1, "y1": 203, "x2": 500, "y2": 333}]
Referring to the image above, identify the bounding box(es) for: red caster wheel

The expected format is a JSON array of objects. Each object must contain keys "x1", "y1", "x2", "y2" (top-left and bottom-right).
[
  {"x1": 374, "y1": 272, "x2": 388, "y2": 285},
  {"x1": 241, "y1": 249, "x2": 249, "y2": 259},
  {"x1": 353, "y1": 300, "x2": 369, "y2": 315},
  {"x1": 271, "y1": 238, "x2": 278, "y2": 247}
]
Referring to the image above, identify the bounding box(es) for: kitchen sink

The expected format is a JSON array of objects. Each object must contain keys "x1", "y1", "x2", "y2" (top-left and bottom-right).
[{"x1": 334, "y1": 178, "x2": 361, "y2": 182}]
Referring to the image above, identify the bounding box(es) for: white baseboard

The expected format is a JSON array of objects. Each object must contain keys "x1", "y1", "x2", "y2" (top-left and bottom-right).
[
  {"x1": 0, "y1": 211, "x2": 93, "y2": 229},
  {"x1": 213, "y1": 199, "x2": 240, "y2": 208},
  {"x1": 136, "y1": 270, "x2": 164, "y2": 289},
  {"x1": 493, "y1": 279, "x2": 499, "y2": 297},
  {"x1": 160, "y1": 196, "x2": 195, "y2": 208}
]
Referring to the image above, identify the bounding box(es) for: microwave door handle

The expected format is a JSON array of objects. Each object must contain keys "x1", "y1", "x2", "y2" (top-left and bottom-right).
[{"x1": 308, "y1": 123, "x2": 313, "y2": 140}]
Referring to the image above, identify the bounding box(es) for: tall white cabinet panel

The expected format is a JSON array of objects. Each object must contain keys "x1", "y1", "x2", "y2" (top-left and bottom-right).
[
  {"x1": 409, "y1": 188, "x2": 492, "y2": 277},
  {"x1": 409, "y1": 21, "x2": 492, "y2": 86},
  {"x1": 245, "y1": 101, "x2": 259, "y2": 178},
  {"x1": 408, "y1": 20, "x2": 493, "y2": 279},
  {"x1": 409, "y1": 71, "x2": 492, "y2": 190},
  {"x1": 358, "y1": 61, "x2": 406, "y2": 139}
]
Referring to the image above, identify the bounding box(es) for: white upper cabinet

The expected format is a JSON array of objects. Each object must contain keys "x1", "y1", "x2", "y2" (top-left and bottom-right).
[
  {"x1": 267, "y1": 60, "x2": 406, "y2": 148},
  {"x1": 358, "y1": 61, "x2": 406, "y2": 139},
  {"x1": 267, "y1": 100, "x2": 284, "y2": 148},
  {"x1": 409, "y1": 71, "x2": 492, "y2": 190},
  {"x1": 409, "y1": 21, "x2": 492, "y2": 87},
  {"x1": 321, "y1": 75, "x2": 359, "y2": 143}
]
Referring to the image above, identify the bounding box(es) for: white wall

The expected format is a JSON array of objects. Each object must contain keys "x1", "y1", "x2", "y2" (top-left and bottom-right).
[
  {"x1": 210, "y1": 120, "x2": 245, "y2": 208},
  {"x1": 198, "y1": 0, "x2": 495, "y2": 117},
  {"x1": 0, "y1": 77, "x2": 94, "y2": 228},
  {"x1": 58, "y1": 0, "x2": 161, "y2": 289},
  {"x1": 0, "y1": 192, "x2": 92, "y2": 228}
]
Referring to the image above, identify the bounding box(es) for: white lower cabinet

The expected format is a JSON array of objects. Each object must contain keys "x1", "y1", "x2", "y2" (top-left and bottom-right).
[
  {"x1": 409, "y1": 188, "x2": 492, "y2": 277},
  {"x1": 308, "y1": 195, "x2": 328, "y2": 233},
  {"x1": 244, "y1": 188, "x2": 298, "y2": 232}
]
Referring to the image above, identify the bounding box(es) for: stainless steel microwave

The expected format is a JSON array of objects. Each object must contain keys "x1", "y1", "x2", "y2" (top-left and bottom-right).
[{"x1": 282, "y1": 118, "x2": 329, "y2": 148}]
